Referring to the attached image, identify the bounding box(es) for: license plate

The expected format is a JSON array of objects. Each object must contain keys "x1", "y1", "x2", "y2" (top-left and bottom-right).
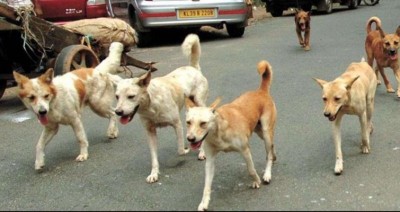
[{"x1": 178, "y1": 8, "x2": 216, "y2": 19}]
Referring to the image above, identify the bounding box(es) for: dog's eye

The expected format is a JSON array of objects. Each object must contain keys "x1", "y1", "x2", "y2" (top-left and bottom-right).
[
  {"x1": 116, "y1": 95, "x2": 119, "y2": 100},
  {"x1": 186, "y1": 121, "x2": 191, "y2": 126},
  {"x1": 43, "y1": 94, "x2": 50, "y2": 99},
  {"x1": 28, "y1": 95, "x2": 36, "y2": 102},
  {"x1": 200, "y1": 122, "x2": 207, "y2": 128},
  {"x1": 334, "y1": 97, "x2": 341, "y2": 101},
  {"x1": 128, "y1": 95, "x2": 135, "y2": 99},
  {"x1": 385, "y1": 42, "x2": 390, "y2": 47},
  {"x1": 322, "y1": 97, "x2": 327, "y2": 102},
  {"x1": 395, "y1": 41, "x2": 399, "y2": 45}
]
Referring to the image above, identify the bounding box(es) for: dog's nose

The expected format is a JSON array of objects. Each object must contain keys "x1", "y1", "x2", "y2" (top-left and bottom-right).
[
  {"x1": 389, "y1": 50, "x2": 396, "y2": 55},
  {"x1": 38, "y1": 108, "x2": 47, "y2": 115},
  {"x1": 187, "y1": 136, "x2": 196, "y2": 143},
  {"x1": 115, "y1": 109, "x2": 123, "y2": 116},
  {"x1": 324, "y1": 112, "x2": 330, "y2": 117}
]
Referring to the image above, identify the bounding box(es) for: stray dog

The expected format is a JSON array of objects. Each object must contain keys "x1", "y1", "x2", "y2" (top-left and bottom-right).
[
  {"x1": 114, "y1": 33, "x2": 209, "y2": 183},
  {"x1": 185, "y1": 60, "x2": 277, "y2": 211},
  {"x1": 313, "y1": 58, "x2": 377, "y2": 175},
  {"x1": 13, "y1": 42, "x2": 124, "y2": 172},
  {"x1": 365, "y1": 16, "x2": 400, "y2": 96},
  {"x1": 295, "y1": 8, "x2": 311, "y2": 51}
]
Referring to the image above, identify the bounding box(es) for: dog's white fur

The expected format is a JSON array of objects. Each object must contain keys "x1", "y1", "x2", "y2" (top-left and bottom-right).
[
  {"x1": 113, "y1": 34, "x2": 209, "y2": 183},
  {"x1": 185, "y1": 60, "x2": 277, "y2": 211},
  {"x1": 13, "y1": 42, "x2": 124, "y2": 172},
  {"x1": 313, "y1": 58, "x2": 377, "y2": 175}
]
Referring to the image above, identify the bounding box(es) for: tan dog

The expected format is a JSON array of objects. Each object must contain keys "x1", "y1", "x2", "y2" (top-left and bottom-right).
[
  {"x1": 13, "y1": 42, "x2": 124, "y2": 172},
  {"x1": 295, "y1": 9, "x2": 311, "y2": 51},
  {"x1": 185, "y1": 60, "x2": 277, "y2": 211},
  {"x1": 365, "y1": 16, "x2": 400, "y2": 96},
  {"x1": 113, "y1": 34, "x2": 208, "y2": 183},
  {"x1": 313, "y1": 58, "x2": 377, "y2": 175}
]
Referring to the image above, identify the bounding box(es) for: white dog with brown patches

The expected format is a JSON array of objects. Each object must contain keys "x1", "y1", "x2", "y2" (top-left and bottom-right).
[
  {"x1": 113, "y1": 34, "x2": 208, "y2": 183},
  {"x1": 13, "y1": 42, "x2": 124, "y2": 172},
  {"x1": 313, "y1": 58, "x2": 377, "y2": 175},
  {"x1": 185, "y1": 60, "x2": 277, "y2": 211}
]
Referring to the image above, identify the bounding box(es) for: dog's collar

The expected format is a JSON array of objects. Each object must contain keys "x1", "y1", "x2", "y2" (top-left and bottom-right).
[{"x1": 199, "y1": 132, "x2": 209, "y2": 143}]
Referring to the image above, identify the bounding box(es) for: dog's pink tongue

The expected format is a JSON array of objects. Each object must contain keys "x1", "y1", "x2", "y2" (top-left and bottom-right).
[
  {"x1": 190, "y1": 141, "x2": 202, "y2": 150},
  {"x1": 120, "y1": 116, "x2": 130, "y2": 125},
  {"x1": 390, "y1": 54, "x2": 398, "y2": 60},
  {"x1": 38, "y1": 115, "x2": 48, "y2": 125}
]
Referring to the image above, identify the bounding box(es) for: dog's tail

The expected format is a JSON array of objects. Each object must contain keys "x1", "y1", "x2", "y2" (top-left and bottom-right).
[
  {"x1": 94, "y1": 42, "x2": 124, "y2": 75},
  {"x1": 182, "y1": 33, "x2": 201, "y2": 71},
  {"x1": 366, "y1": 16, "x2": 385, "y2": 37},
  {"x1": 257, "y1": 60, "x2": 273, "y2": 93}
]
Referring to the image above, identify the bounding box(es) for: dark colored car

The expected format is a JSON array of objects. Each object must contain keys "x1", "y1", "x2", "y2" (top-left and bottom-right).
[{"x1": 260, "y1": 0, "x2": 359, "y2": 17}]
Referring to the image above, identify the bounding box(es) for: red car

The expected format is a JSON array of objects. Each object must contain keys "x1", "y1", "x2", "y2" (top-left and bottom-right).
[{"x1": 32, "y1": 0, "x2": 111, "y2": 22}]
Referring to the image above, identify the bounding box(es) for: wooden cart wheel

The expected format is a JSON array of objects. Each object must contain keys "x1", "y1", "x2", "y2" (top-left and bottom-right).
[
  {"x1": 54, "y1": 44, "x2": 100, "y2": 75},
  {"x1": 0, "y1": 80, "x2": 7, "y2": 99}
]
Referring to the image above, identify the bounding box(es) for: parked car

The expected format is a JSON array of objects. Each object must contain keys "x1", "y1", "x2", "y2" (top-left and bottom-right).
[
  {"x1": 260, "y1": 0, "x2": 359, "y2": 17},
  {"x1": 32, "y1": 0, "x2": 110, "y2": 22},
  {"x1": 127, "y1": 0, "x2": 249, "y2": 47}
]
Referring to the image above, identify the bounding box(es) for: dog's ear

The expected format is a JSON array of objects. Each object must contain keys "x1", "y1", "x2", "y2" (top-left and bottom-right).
[
  {"x1": 13, "y1": 71, "x2": 29, "y2": 88},
  {"x1": 138, "y1": 71, "x2": 151, "y2": 87},
  {"x1": 39, "y1": 68, "x2": 54, "y2": 85},
  {"x1": 345, "y1": 75, "x2": 360, "y2": 90},
  {"x1": 396, "y1": 25, "x2": 400, "y2": 37},
  {"x1": 313, "y1": 78, "x2": 327, "y2": 89},
  {"x1": 185, "y1": 97, "x2": 197, "y2": 109},
  {"x1": 209, "y1": 97, "x2": 221, "y2": 112}
]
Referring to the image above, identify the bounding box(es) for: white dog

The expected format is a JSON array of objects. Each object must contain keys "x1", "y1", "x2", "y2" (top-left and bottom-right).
[
  {"x1": 13, "y1": 42, "x2": 124, "y2": 172},
  {"x1": 114, "y1": 34, "x2": 209, "y2": 183}
]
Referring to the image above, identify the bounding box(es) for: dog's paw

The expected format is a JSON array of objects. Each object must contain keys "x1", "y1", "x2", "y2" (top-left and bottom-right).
[
  {"x1": 262, "y1": 173, "x2": 272, "y2": 184},
  {"x1": 304, "y1": 46, "x2": 310, "y2": 51},
  {"x1": 107, "y1": 128, "x2": 119, "y2": 139},
  {"x1": 361, "y1": 144, "x2": 370, "y2": 154},
  {"x1": 75, "y1": 153, "x2": 88, "y2": 162},
  {"x1": 146, "y1": 174, "x2": 159, "y2": 183},
  {"x1": 334, "y1": 160, "x2": 343, "y2": 175},
  {"x1": 198, "y1": 151, "x2": 206, "y2": 161},
  {"x1": 198, "y1": 202, "x2": 208, "y2": 211},
  {"x1": 386, "y1": 86, "x2": 395, "y2": 93},
  {"x1": 251, "y1": 181, "x2": 261, "y2": 189},
  {"x1": 35, "y1": 163, "x2": 46, "y2": 173}
]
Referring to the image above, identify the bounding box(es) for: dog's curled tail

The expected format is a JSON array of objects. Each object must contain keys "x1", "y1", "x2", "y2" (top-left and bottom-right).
[
  {"x1": 257, "y1": 60, "x2": 273, "y2": 92},
  {"x1": 366, "y1": 16, "x2": 385, "y2": 37},
  {"x1": 182, "y1": 33, "x2": 201, "y2": 70},
  {"x1": 94, "y1": 42, "x2": 124, "y2": 75}
]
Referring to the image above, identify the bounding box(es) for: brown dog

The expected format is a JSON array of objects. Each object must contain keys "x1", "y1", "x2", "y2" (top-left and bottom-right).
[
  {"x1": 295, "y1": 9, "x2": 311, "y2": 51},
  {"x1": 313, "y1": 58, "x2": 377, "y2": 175},
  {"x1": 365, "y1": 16, "x2": 400, "y2": 96},
  {"x1": 185, "y1": 60, "x2": 277, "y2": 211}
]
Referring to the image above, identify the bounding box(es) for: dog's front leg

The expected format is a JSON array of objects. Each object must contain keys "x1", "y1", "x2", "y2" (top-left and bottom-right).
[
  {"x1": 35, "y1": 124, "x2": 59, "y2": 172},
  {"x1": 304, "y1": 30, "x2": 310, "y2": 51},
  {"x1": 71, "y1": 119, "x2": 89, "y2": 162},
  {"x1": 377, "y1": 65, "x2": 394, "y2": 93},
  {"x1": 107, "y1": 112, "x2": 119, "y2": 139},
  {"x1": 332, "y1": 116, "x2": 343, "y2": 175},
  {"x1": 359, "y1": 112, "x2": 371, "y2": 154},
  {"x1": 198, "y1": 146, "x2": 217, "y2": 211},
  {"x1": 296, "y1": 29, "x2": 304, "y2": 47},
  {"x1": 145, "y1": 125, "x2": 160, "y2": 183},
  {"x1": 393, "y1": 66, "x2": 400, "y2": 97},
  {"x1": 240, "y1": 145, "x2": 261, "y2": 188}
]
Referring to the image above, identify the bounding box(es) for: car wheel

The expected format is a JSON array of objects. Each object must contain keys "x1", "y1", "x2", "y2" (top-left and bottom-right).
[
  {"x1": 136, "y1": 31, "x2": 152, "y2": 48},
  {"x1": 0, "y1": 80, "x2": 6, "y2": 100},
  {"x1": 267, "y1": 5, "x2": 283, "y2": 17},
  {"x1": 363, "y1": 0, "x2": 379, "y2": 6},
  {"x1": 129, "y1": 9, "x2": 152, "y2": 47},
  {"x1": 348, "y1": 0, "x2": 358, "y2": 9},
  {"x1": 226, "y1": 24, "x2": 245, "y2": 38},
  {"x1": 324, "y1": 0, "x2": 333, "y2": 14}
]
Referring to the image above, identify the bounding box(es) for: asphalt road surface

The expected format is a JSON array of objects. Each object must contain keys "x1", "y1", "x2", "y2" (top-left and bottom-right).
[{"x1": 1, "y1": 0, "x2": 400, "y2": 210}]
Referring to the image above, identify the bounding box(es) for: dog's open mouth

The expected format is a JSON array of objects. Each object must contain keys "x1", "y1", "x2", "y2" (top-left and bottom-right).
[
  {"x1": 388, "y1": 51, "x2": 398, "y2": 60},
  {"x1": 300, "y1": 24, "x2": 306, "y2": 31},
  {"x1": 37, "y1": 114, "x2": 49, "y2": 125},
  {"x1": 119, "y1": 105, "x2": 139, "y2": 125},
  {"x1": 189, "y1": 132, "x2": 209, "y2": 150}
]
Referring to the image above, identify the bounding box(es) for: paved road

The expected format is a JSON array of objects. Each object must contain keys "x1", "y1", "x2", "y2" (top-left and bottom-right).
[{"x1": 1, "y1": 1, "x2": 400, "y2": 210}]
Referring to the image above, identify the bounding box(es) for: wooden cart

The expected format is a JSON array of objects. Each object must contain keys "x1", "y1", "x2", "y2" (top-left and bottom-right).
[{"x1": 0, "y1": 2, "x2": 156, "y2": 99}]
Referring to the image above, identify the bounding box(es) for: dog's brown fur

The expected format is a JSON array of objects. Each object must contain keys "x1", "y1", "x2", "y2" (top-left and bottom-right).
[
  {"x1": 313, "y1": 58, "x2": 377, "y2": 175},
  {"x1": 185, "y1": 60, "x2": 277, "y2": 211},
  {"x1": 295, "y1": 9, "x2": 311, "y2": 51},
  {"x1": 365, "y1": 16, "x2": 400, "y2": 96}
]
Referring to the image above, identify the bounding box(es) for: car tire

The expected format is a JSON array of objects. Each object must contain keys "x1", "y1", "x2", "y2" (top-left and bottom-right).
[
  {"x1": 348, "y1": 0, "x2": 358, "y2": 9},
  {"x1": 129, "y1": 9, "x2": 152, "y2": 47},
  {"x1": 324, "y1": 0, "x2": 333, "y2": 14},
  {"x1": 226, "y1": 24, "x2": 245, "y2": 38},
  {"x1": 135, "y1": 31, "x2": 152, "y2": 48},
  {"x1": 267, "y1": 5, "x2": 283, "y2": 17}
]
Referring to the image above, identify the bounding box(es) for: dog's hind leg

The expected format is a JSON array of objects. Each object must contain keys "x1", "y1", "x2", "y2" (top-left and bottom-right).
[
  {"x1": 332, "y1": 115, "x2": 344, "y2": 175},
  {"x1": 255, "y1": 118, "x2": 276, "y2": 184},
  {"x1": 35, "y1": 124, "x2": 59, "y2": 172},
  {"x1": 392, "y1": 67, "x2": 400, "y2": 97},
  {"x1": 70, "y1": 118, "x2": 89, "y2": 162},
  {"x1": 377, "y1": 65, "x2": 394, "y2": 93},
  {"x1": 359, "y1": 111, "x2": 371, "y2": 154},
  {"x1": 173, "y1": 119, "x2": 190, "y2": 155}
]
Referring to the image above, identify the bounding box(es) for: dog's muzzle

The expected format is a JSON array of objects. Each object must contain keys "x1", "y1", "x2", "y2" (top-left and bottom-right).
[
  {"x1": 324, "y1": 106, "x2": 342, "y2": 122},
  {"x1": 37, "y1": 106, "x2": 49, "y2": 125},
  {"x1": 388, "y1": 49, "x2": 398, "y2": 60},
  {"x1": 187, "y1": 132, "x2": 208, "y2": 150},
  {"x1": 115, "y1": 105, "x2": 139, "y2": 125}
]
